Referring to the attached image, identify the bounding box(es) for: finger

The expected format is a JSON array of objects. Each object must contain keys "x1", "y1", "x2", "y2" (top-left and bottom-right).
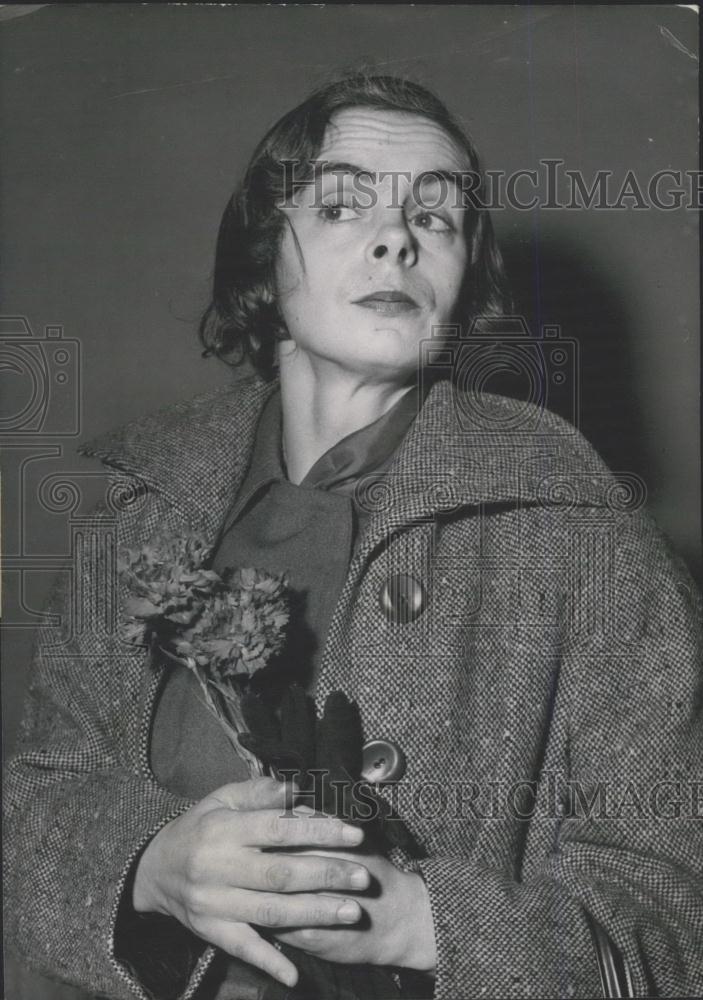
[
  {"x1": 244, "y1": 810, "x2": 364, "y2": 850},
  {"x1": 221, "y1": 853, "x2": 370, "y2": 893},
  {"x1": 272, "y1": 925, "x2": 350, "y2": 963},
  {"x1": 206, "y1": 776, "x2": 294, "y2": 812},
  {"x1": 273, "y1": 927, "x2": 323, "y2": 950},
  {"x1": 194, "y1": 917, "x2": 298, "y2": 988},
  {"x1": 219, "y1": 888, "x2": 362, "y2": 929}
]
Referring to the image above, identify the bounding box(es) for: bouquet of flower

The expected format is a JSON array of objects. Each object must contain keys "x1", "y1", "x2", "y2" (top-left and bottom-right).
[{"x1": 118, "y1": 527, "x2": 290, "y2": 771}]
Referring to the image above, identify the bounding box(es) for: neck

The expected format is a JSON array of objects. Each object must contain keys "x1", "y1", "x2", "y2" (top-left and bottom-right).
[{"x1": 277, "y1": 347, "x2": 415, "y2": 485}]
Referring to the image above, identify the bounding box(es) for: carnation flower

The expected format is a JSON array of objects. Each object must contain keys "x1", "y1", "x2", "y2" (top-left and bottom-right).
[
  {"x1": 172, "y1": 567, "x2": 289, "y2": 679},
  {"x1": 118, "y1": 527, "x2": 290, "y2": 770},
  {"x1": 118, "y1": 528, "x2": 220, "y2": 644}
]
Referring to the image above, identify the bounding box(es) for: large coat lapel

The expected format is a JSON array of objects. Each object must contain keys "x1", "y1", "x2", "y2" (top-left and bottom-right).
[{"x1": 78, "y1": 374, "x2": 279, "y2": 549}]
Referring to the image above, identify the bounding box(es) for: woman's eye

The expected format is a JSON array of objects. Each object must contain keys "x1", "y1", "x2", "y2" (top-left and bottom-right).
[
  {"x1": 412, "y1": 211, "x2": 453, "y2": 233},
  {"x1": 318, "y1": 203, "x2": 359, "y2": 222}
]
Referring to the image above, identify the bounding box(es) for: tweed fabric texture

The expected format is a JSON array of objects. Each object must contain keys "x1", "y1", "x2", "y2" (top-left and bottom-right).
[{"x1": 4, "y1": 372, "x2": 703, "y2": 1000}]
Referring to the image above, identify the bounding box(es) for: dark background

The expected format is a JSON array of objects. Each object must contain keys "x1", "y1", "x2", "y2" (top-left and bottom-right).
[{"x1": 1, "y1": 4, "x2": 700, "y2": 998}]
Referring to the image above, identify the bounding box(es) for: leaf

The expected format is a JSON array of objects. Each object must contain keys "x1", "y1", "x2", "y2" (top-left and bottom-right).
[
  {"x1": 122, "y1": 621, "x2": 148, "y2": 645},
  {"x1": 316, "y1": 691, "x2": 363, "y2": 782},
  {"x1": 123, "y1": 596, "x2": 161, "y2": 619},
  {"x1": 165, "y1": 609, "x2": 198, "y2": 626}
]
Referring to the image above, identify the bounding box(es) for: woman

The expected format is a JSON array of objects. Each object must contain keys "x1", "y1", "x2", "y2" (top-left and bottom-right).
[{"x1": 5, "y1": 74, "x2": 703, "y2": 1000}]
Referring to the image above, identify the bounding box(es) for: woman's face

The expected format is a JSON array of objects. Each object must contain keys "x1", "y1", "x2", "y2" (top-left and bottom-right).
[{"x1": 274, "y1": 108, "x2": 469, "y2": 382}]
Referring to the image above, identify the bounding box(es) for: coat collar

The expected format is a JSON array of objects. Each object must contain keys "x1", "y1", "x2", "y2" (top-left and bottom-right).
[{"x1": 78, "y1": 372, "x2": 617, "y2": 559}]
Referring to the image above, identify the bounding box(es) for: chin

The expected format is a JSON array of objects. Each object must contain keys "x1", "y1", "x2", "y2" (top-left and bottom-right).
[
  {"x1": 341, "y1": 351, "x2": 417, "y2": 381},
  {"x1": 357, "y1": 320, "x2": 426, "y2": 345}
]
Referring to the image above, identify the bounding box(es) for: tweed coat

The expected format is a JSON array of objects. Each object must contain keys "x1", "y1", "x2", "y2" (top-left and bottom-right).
[{"x1": 4, "y1": 372, "x2": 703, "y2": 1000}]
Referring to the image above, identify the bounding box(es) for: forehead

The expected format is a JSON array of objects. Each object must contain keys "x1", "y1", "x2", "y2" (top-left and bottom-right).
[{"x1": 318, "y1": 108, "x2": 469, "y2": 177}]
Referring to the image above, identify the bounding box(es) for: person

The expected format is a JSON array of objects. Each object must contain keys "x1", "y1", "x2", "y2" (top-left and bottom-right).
[{"x1": 4, "y1": 73, "x2": 703, "y2": 1000}]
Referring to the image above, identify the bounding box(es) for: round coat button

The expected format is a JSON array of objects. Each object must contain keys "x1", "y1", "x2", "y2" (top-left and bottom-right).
[
  {"x1": 379, "y1": 573, "x2": 427, "y2": 623},
  {"x1": 361, "y1": 739, "x2": 407, "y2": 783}
]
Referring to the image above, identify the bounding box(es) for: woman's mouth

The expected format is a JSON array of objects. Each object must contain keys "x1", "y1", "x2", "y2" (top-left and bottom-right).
[{"x1": 353, "y1": 291, "x2": 420, "y2": 316}]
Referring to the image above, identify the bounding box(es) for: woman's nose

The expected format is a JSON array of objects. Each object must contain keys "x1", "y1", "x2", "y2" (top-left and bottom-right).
[{"x1": 366, "y1": 214, "x2": 418, "y2": 267}]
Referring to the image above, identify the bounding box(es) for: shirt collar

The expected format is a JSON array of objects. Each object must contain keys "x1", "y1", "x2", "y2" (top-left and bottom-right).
[
  {"x1": 221, "y1": 382, "x2": 426, "y2": 533},
  {"x1": 302, "y1": 382, "x2": 425, "y2": 495}
]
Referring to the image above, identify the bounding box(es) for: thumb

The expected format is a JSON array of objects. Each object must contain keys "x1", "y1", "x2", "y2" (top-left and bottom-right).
[{"x1": 205, "y1": 775, "x2": 295, "y2": 812}]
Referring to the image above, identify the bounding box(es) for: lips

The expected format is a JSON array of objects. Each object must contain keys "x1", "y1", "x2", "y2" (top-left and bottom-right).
[{"x1": 353, "y1": 290, "x2": 420, "y2": 315}]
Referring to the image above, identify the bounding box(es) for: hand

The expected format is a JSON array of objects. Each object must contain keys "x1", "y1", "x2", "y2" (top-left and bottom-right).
[
  {"x1": 273, "y1": 849, "x2": 437, "y2": 973},
  {"x1": 132, "y1": 777, "x2": 371, "y2": 988}
]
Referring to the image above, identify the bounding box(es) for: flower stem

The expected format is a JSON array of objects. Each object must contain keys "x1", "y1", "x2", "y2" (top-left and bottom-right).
[{"x1": 194, "y1": 669, "x2": 264, "y2": 777}]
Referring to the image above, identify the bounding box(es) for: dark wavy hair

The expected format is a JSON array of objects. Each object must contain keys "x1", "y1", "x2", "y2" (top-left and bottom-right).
[{"x1": 199, "y1": 72, "x2": 510, "y2": 380}]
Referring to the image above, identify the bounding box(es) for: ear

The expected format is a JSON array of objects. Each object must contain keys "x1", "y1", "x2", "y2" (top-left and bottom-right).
[{"x1": 261, "y1": 283, "x2": 292, "y2": 342}]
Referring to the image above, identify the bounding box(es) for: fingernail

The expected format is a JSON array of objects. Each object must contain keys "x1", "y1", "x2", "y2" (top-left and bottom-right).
[
  {"x1": 338, "y1": 900, "x2": 360, "y2": 923},
  {"x1": 350, "y1": 868, "x2": 369, "y2": 889},
  {"x1": 342, "y1": 824, "x2": 364, "y2": 845}
]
